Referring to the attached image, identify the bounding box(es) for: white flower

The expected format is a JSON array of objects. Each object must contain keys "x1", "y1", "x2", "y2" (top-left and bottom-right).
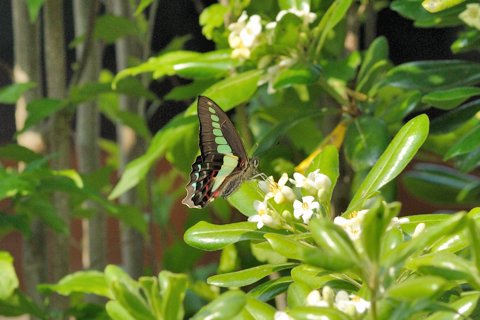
[
  {"x1": 291, "y1": 170, "x2": 331, "y2": 200},
  {"x1": 228, "y1": 11, "x2": 262, "y2": 59},
  {"x1": 248, "y1": 200, "x2": 274, "y2": 229},
  {"x1": 333, "y1": 210, "x2": 368, "y2": 241},
  {"x1": 266, "y1": 3, "x2": 317, "y2": 30},
  {"x1": 274, "y1": 311, "x2": 293, "y2": 320},
  {"x1": 412, "y1": 222, "x2": 425, "y2": 238},
  {"x1": 459, "y1": 4, "x2": 480, "y2": 30},
  {"x1": 306, "y1": 290, "x2": 329, "y2": 307},
  {"x1": 257, "y1": 56, "x2": 296, "y2": 94},
  {"x1": 293, "y1": 196, "x2": 319, "y2": 224},
  {"x1": 334, "y1": 290, "x2": 370, "y2": 316},
  {"x1": 388, "y1": 216, "x2": 409, "y2": 231},
  {"x1": 258, "y1": 173, "x2": 295, "y2": 204}
]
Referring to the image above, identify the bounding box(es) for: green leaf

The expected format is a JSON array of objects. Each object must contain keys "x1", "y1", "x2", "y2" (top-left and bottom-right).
[
  {"x1": 422, "y1": 0, "x2": 466, "y2": 13},
  {"x1": 468, "y1": 212, "x2": 480, "y2": 273},
  {"x1": 273, "y1": 13, "x2": 302, "y2": 48},
  {"x1": 159, "y1": 271, "x2": 188, "y2": 320},
  {"x1": 278, "y1": 0, "x2": 310, "y2": 10},
  {"x1": 184, "y1": 70, "x2": 262, "y2": 115},
  {"x1": 291, "y1": 265, "x2": 358, "y2": 291},
  {"x1": 191, "y1": 290, "x2": 246, "y2": 320},
  {"x1": 425, "y1": 292, "x2": 480, "y2": 320},
  {"x1": 248, "y1": 276, "x2": 292, "y2": 302},
  {"x1": 0, "y1": 83, "x2": 36, "y2": 103},
  {"x1": 288, "y1": 306, "x2": 352, "y2": 320},
  {"x1": 384, "y1": 213, "x2": 466, "y2": 267},
  {"x1": 21, "y1": 99, "x2": 65, "y2": 133},
  {"x1": 42, "y1": 271, "x2": 110, "y2": 298},
  {"x1": 273, "y1": 63, "x2": 321, "y2": 89},
  {"x1": 307, "y1": 145, "x2": 339, "y2": 192},
  {"x1": 357, "y1": 36, "x2": 389, "y2": 86},
  {"x1": 184, "y1": 221, "x2": 280, "y2": 251},
  {"x1": 406, "y1": 252, "x2": 480, "y2": 287},
  {"x1": 264, "y1": 233, "x2": 314, "y2": 261},
  {"x1": 208, "y1": 263, "x2": 295, "y2": 287},
  {"x1": 315, "y1": 0, "x2": 353, "y2": 54},
  {"x1": 245, "y1": 297, "x2": 276, "y2": 319},
  {"x1": 0, "y1": 144, "x2": 42, "y2": 163},
  {"x1": 391, "y1": 0, "x2": 464, "y2": 27},
  {"x1": 199, "y1": 4, "x2": 228, "y2": 40},
  {"x1": 376, "y1": 91, "x2": 421, "y2": 124},
  {"x1": 344, "y1": 116, "x2": 389, "y2": 172},
  {"x1": 227, "y1": 181, "x2": 263, "y2": 216},
  {"x1": 347, "y1": 114, "x2": 429, "y2": 212},
  {"x1": 109, "y1": 115, "x2": 195, "y2": 199},
  {"x1": 0, "y1": 252, "x2": 19, "y2": 300},
  {"x1": 95, "y1": 15, "x2": 139, "y2": 44},
  {"x1": 134, "y1": 0, "x2": 154, "y2": 15},
  {"x1": 106, "y1": 301, "x2": 136, "y2": 320},
  {"x1": 422, "y1": 87, "x2": 480, "y2": 110},
  {"x1": 382, "y1": 60, "x2": 480, "y2": 92},
  {"x1": 444, "y1": 125, "x2": 480, "y2": 159},
  {"x1": 430, "y1": 99, "x2": 480, "y2": 134},
  {"x1": 172, "y1": 50, "x2": 234, "y2": 79},
  {"x1": 403, "y1": 163, "x2": 480, "y2": 205},
  {"x1": 387, "y1": 276, "x2": 447, "y2": 301},
  {"x1": 309, "y1": 218, "x2": 360, "y2": 270},
  {"x1": 451, "y1": 29, "x2": 480, "y2": 54},
  {"x1": 165, "y1": 80, "x2": 216, "y2": 101},
  {"x1": 26, "y1": 0, "x2": 45, "y2": 22}
]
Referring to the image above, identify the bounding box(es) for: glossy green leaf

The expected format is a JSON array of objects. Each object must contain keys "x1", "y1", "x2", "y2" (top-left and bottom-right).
[
  {"x1": 273, "y1": 13, "x2": 302, "y2": 47},
  {"x1": 248, "y1": 276, "x2": 292, "y2": 301},
  {"x1": 264, "y1": 233, "x2": 313, "y2": 261},
  {"x1": 425, "y1": 292, "x2": 480, "y2": 320},
  {"x1": 185, "y1": 70, "x2": 262, "y2": 115},
  {"x1": 191, "y1": 290, "x2": 246, "y2": 320},
  {"x1": 287, "y1": 282, "x2": 311, "y2": 308},
  {"x1": 208, "y1": 263, "x2": 295, "y2": 287},
  {"x1": 43, "y1": 271, "x2": 110, "y2": 298},
  {"x1": 245, "y1": 297, "x2": 276, "y2": 319},
  {"x1": 288, "y1": 306, "x2": 352, "y2": 320},
  {"x1": 391, "y1": 0, "x2": 464, "y2": 27},
  {"x1": 228, "y1": 181, "x2": 263, "y2": 216},
  {"x1": 307, "y1": 145, "x2": 339, "y2": 185},
  {"x1": 0, "y1": 252, "x2": 18, "y2": 300},
  {"x1": 106, "y1": 301, "x2": 136, "y2": 320},
  {"x1": 422, "y1": 0, "x2": 465, "y2": 13},
  {"x1": 159, "y1": 271, "x2": 188, "y2": 320},
  {"x1": 403, "y1": 163, "x2": 480, "y2": 205},
  {"x1": 444, "y1": 125, "x2": 480, "y2": 159},
  {"x1": 451, "y1": 29, "x2": 480, "y2": 54},
  {"x1": 95, "y1": 14, "x2": 139, "y2": 44},
  {"x1": 251, "y1": 240, "x2": 288, "y2": 264},
  {"x1": 134, "y1": 0, "x2": 153, "y2": 15},
  {"x1": 406, "y1": 252, "x2": 480, "y2": 286},
  {"x1": 382, "y1": 60, "x2": 480, "y2": 92},
  {"x1": 347, "y1": 114, "x2": 429, "y2": 212},
  {"x1": 457, "y1": 147, "x2": 480, "y2": 172},
  {"x1": 469, "y1": 215, "x2": 480, "y2": 273},
  {"x1": 273, "y1": 63, "x2": 321, "y2": 89},
  {"x1": 422, "y1": 87, "x2": 480, "y2": 110},
  {"x1": 309, "y1": 218, "x2": 360, "y2": 269},
  {"x1": 315, "y1": 0, "x2": 353, "y2": 53},
  {"x1": 291, "y1": 265, "x2": 358, "y2": 291},
  {"x1": 377, "y1": 91, "x2": 421, "y2": 124},
  {"x1": 430, "y1": 99, "x2": 480, "y2": 134},
  {"x1": 184, "y1": 221, "x2": 281, "y2": 251},
  {"x1": 21, "y1": 99, "x2": 65, "y2": 133},
  {"x1": 278, "y1": 0, "x2": 309, "y2": 10},
  {"x1": 172, "y1": 50, "x2": 234, "y2": 79},
  {"x1": 357, "y1": 37, "x2": 389, "y2": 87},
  {"x1": 0, "y1": 83, "x2": 36, "y2": 103},
  {"x1": 384, "y1": 213, "x2": 466, "y2": 266},
  {"x1": 0, "y1": 144, "x2": 42, "y2": 163},
  {"x1": 165, "y1": 79, "x2": 215, "y2": 101},
  {"x1": 199, "y1": 4, "x2": 228, "y2": 40},
  {"x1": 109, "y1": 114, "x2": 195, "y2": 199},
  {"x1": 387, "y1": 276, "x2": 447, "y2": 301},
  {"x1": 344, "y1": 116, "x2": 389, "y2": 172}
]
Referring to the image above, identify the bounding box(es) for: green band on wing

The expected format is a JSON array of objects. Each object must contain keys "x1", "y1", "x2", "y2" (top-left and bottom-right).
[
  {"x1": 209, "y1": 107, "x2": 216, "y2": 113},
  {"x1": 215, "y1": 137, "x2": 227, "y2": 145},
  {"x1": 212, "y1": 154, "x2": 239, "y2": 192},
  {"x1": 211, "y1": 115, "x2": 219, "y2": 122},
  {"x1": 212, "y1": 122, "x2": 220, "y2": 129},
  {"x1": 213, "y1": 129, "x2": 223, "y2": 137}
]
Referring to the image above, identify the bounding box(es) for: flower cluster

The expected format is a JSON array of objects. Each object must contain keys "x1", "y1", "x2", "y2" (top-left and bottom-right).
[
  {"x1": 273, "y1": 286, "x2": 370, "y2": 319},
  {"x1": 226, "y1": 6, "x2": 318, "y2": 93},
  {"x1": 228, "y1": 12, "x2": 262, "y2": 60},
  {"x1": 248, "y1": 170, "x2": 331, "y2": 229},
  {"x1": 459, "y1": 4, "x2": 480, "y2": 30}
]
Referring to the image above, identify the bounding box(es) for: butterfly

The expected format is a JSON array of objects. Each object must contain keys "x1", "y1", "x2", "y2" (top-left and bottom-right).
[{"x1": 182, "y1": 96, "x2": 259, "y2": 209}]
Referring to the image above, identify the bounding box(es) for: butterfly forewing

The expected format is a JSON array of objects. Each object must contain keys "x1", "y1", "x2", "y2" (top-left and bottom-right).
[{"x1": 182, "y1": 96, "x2": 254, "y2": 208}]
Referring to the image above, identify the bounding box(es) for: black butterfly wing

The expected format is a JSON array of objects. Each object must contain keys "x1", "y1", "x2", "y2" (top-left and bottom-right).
[{"x1": 182, "y1": 96, "x2": 249, "y2": 208}]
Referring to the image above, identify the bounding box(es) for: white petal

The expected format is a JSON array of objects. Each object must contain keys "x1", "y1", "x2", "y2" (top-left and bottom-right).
[
  {"x1": 278, "y1": 173, "x2": 289, "y2": 186},
  {"x1": 303, "y1": 196, "x2": 315, "y2": 204}
]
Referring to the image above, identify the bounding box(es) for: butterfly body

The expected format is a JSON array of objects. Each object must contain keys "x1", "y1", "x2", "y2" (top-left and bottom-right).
[{"x1": 182, "y1": 96, "x2": 258, "y2": 209}]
